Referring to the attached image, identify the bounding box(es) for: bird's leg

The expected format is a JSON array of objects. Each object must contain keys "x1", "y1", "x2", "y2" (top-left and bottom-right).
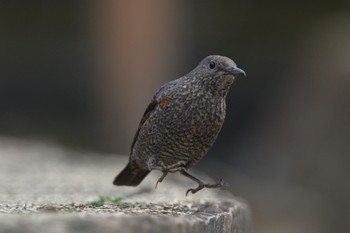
[
  {"x1": 155, "y1": 161, "x2": 186, "y2": 189},
  {"x1": 180, "y1": 169, "x2": 228, "y2": 196}
]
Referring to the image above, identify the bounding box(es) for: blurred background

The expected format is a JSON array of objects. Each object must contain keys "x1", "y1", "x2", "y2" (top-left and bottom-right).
[{"x1": 1, "y1": 1, "x2": 350, "y2": 232}]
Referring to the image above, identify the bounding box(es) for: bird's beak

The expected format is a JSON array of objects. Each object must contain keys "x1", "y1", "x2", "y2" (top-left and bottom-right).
[{"x1": 230, "y1": 67, "x2": 246, "y2": 77}]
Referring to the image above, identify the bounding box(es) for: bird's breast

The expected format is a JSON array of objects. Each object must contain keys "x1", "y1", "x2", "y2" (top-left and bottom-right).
[
  {"x1": 132, "y1": 92, "x2": 226, "y2": 168},
  {"x1": 160, "y1": 93, "x2": 226, "y2": 149}
]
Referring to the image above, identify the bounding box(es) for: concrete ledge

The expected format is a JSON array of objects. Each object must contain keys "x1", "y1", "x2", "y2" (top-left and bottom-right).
[{"x1": 0, "y1": 138, "x2": 251, "y2": 233}]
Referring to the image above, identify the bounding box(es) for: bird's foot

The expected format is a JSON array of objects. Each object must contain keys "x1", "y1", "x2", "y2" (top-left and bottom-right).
[
  {"x1": 155, "y1": 161, "x2": 186, "y2": 189},
  {"x1": 185, "y1": 178, "x2": 228, "y2": 196},
  {"x1": 155, "y1": 170, "x2": 168, "y2": 189}
]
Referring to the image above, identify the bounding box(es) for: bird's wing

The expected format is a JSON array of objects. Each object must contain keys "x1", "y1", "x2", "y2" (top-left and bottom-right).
[
  {"x1": 130, "y1": 99, "x2": 158, "y2": 152},
  {"x1": 130, "y1": 79, "x2": 179, "y2": 154}
]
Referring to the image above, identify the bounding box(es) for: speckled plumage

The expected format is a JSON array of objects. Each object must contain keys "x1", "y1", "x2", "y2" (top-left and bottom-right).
[{"x1": 114, "y1": 55, "x2": 245, "y2": 195}]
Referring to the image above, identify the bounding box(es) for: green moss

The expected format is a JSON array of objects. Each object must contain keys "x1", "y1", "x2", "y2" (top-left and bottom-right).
[{"x1": 88, "y1": 196, "x2": 123, "y2": 207}]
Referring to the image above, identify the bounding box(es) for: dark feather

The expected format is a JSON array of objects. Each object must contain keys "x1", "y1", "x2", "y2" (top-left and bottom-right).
[
  {"x1": 113, "y1": 162, "x2": 150, "y2": 186},
  {"x1": 130, "y1": 99, "x2": 158, "y2": 150}
]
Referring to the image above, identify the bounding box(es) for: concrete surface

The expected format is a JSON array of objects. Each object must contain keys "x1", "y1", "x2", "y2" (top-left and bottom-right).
[{"x1": 0, "y1": 137, "x2": 251, "y2": 233}]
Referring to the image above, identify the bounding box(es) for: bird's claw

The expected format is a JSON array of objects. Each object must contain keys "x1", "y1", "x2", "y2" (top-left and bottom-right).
[
  {"x1": 185, "y1": 178, "x2": 227, "y2": 196},
  {"x1": 185, "y1": 187, "x2": 197, "y2": 196},
  {"x1": 154, "y1": 161, "x2": 186, "y2": 189},
  {"x1": 155, "y1": 171, "x2": 167, "y2": 189}
]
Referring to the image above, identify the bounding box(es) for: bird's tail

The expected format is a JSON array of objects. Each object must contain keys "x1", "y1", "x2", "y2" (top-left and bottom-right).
[{"x1": 113, "y1": 162, "x2": 150, "y2": 186}]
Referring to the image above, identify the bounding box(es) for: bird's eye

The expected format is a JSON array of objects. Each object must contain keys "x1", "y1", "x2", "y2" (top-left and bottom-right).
[{"x1": 209, "y1": 61, "x2": 216, "y2": 69}]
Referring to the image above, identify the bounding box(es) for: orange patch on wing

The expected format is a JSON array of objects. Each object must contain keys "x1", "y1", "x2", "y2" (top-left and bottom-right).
[{"x1": 160, "y1": 97, "x2": 168, "y2": 109}]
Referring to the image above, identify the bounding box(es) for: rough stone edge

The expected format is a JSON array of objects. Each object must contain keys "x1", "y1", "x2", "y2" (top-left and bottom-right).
[{"x1": 0, "y1": 197, "x2": 250, "y2": 233}]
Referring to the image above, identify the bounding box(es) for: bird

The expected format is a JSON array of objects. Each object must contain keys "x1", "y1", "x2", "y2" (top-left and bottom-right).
[{"x1": 113, "y1": 55, "x2": 246, "y2": 196}]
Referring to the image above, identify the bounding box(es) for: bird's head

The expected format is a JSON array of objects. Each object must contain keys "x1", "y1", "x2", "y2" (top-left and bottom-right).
[{"x1": 191, "y1": 55, "x2": 246, "y2": 97}]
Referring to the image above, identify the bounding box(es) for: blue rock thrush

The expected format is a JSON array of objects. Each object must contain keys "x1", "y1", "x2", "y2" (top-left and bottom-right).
[{"x1": 113, "y1": 55, "x2": 246, "y2": 195}]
